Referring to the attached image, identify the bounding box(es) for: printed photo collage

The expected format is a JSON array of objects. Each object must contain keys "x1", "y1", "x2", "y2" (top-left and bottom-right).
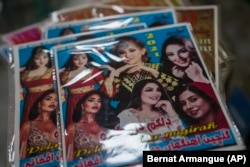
[{"x1": 2, "y1": 0, "x2": 245, "y2": 166}]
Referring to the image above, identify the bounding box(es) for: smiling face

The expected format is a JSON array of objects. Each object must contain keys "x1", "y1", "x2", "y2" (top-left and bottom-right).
[
  {"x1": 82, "y1": 94, "x2": 102, "y2": 114},
  {"x1": 33, "y1": 51, "x2": 49, "y2": 68},
  {"x1": 178, "y1": 90, "x2": 211, "y2": 120},
  {"x1": 165, "y1": 44, "x2": 191, "y2": 68},
  {"x1": 117, "y1": 41, "x2": 146, "y2": 65},
  {"x1": 39, "y1": 93, "x2": 58, "y2": 112},
  {"x1": 72, "y1": 53, "x2": 88, "y2": 68},
  {"x1": 140, "y1": 83, "x2": 162, "y2": 105}
]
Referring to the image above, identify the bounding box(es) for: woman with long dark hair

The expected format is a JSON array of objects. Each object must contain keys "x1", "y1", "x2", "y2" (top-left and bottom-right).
[
  {"x1": 65, "y1": 90, "x2": 108, "y2": 161},
  {"x1": 117, "y1": 79, "x2": 183, "y2": 135},
  {"x1": 161, "y1": 36, "x2": 209, "y2": 83},
  {"x1": 19, "y1": 89, "x2": 59, "y2": 159}
]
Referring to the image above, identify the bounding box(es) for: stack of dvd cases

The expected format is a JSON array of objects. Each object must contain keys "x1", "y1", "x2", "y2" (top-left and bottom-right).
[{"x1": 0, "y1": 0, "x2": 246, "y2": 166}]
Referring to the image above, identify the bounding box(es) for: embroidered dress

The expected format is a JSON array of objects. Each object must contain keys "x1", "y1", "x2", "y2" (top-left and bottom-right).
[
  {"x1": 25, "y1": 122, "x2": 59, "y2": 157},
  {"x1": 66, "y1": 122, "x2": 106, "y2": 160},
  {"x1": 60, "y1": 68, "x2": 106, "y2": 127},
  {"x1": 74, "y1": 123, "x2": 103, "y2": 151},
  {"x1": 28, "y1": 122, "x2": 59, "y2": 146},
  {"x1": 20, "y1": 68, "x2": 53, "y2": 124}
]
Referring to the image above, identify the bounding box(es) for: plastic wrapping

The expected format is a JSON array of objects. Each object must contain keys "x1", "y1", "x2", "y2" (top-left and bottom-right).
[
  {"x1": 11, "y1": 23, "x2": 148, "y2": 167},
  {"x1": 51, "y1": 23, "x2": 244, "y2": 166},
  {"x1": 1, "y1": 46, "x2": 16, "y2": 167},
  {"x1": 51, "y1": 4, "x2": 166, "y2": 23},
  {"x1": 43, "y1": 9, "x2": 176, "y2": 39},
  {"x1": 0, "y1": 45, "x2": 14, "y2": 68},
  {"x1": 174, "y1": 5, "x2": 219, "y2": 90},
  {"x1": 3, "y1": 22, "x2": 147, "y2": 166},
  {"x1": 13, "y1": 44, "x2": 64, "y2": 166},
  {"x1": 0, "y1": 1, "x2": 246, "y2": 167}
]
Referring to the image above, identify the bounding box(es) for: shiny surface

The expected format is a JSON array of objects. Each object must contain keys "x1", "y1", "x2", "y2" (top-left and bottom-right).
[{"x1": 0, "y1": 0, "x2": 250, "y2": 166}]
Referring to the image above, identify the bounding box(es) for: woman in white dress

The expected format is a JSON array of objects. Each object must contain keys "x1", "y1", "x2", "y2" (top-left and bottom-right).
[{"x1": 117, "y1": 79, "x2": 183, "y2": 136}]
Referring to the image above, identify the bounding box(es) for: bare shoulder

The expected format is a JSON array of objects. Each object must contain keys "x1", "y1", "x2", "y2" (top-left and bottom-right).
[{"x1": 20, "y1": 121, "x2": 31, "y2": 132}]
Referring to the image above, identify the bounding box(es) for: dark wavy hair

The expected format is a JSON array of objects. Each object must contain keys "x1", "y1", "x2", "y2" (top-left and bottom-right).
[
  {"x1": 175, "y1": 84, "x2": 220, "y2": 125},
  {"x1": 72, "y1": 90, "x2": 108, "y2": 126},
  {"x1": 127, "y1": 79, "x2": 174, "y2": 115},
  {"x1": 161, "y1": 36, "x2": 198, "y2": 69},
  {"x1": 28, "y1": 89, "x2": 58, "y2": 125},
  {"x1": 109, "y1": 36, "x2": 150, "y2": 69},
  {"x1": 24, "y1": 46, "x2": 52, "y2": 70}
]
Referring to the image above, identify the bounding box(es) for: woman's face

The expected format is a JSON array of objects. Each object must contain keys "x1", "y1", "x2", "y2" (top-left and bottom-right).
[
  {"x1": 117, "y1": 41, "x2": 145, "y2": 65},
  {"x1": 165, "y1": 44, "x2": 191, "y2": 68},
  {"x1": 72, "y1": 54, "x2": 88, "y2": 68},
  {"x1": 141, "y1": 83, "x2": 162, "y2": 105},
  {"x1": 178, "y1": 90, "x2": 211, "y2": 120},
  {"x1": 34, "y1": 51, "x2": 49, "y2": 68},
  {"x1": 82, "y1": 94, "x2": 102, "y2": 114},
  {"x1": 39, "y1": 93, "x2": 58, "y2": 112}
]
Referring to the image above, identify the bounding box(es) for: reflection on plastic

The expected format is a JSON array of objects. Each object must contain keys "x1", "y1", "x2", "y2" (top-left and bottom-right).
[
  {"x1": 111, "y1": 5, "x2": 125, "y2": 14},
  {"x1": 62, "y1": 68, "x2": 91, "y2": 87},
  {"x1": 104, "y1": 50, "x2": 125, "y2": 62},
  {"x1": 81, "y1": 70, "x2": 103, "y2": 84},
  {"x1": 75, "y1": 41, "x2": 127, "y2": 62},
  {"x1": 75, "y1": 41, "x2": 118, "y2": 48},
  {"x1": 89, "y1": 17, "x2": 134, "y2": 30},
  {"x1": 101, "y1": 128, "x2": 150, "y2": 166},
  {"x1": 71, "y1": 48, "x2": 109, "y2": 63},
  {"x1": 8, "y1": 135, "x2": 15, "y2": 167}
]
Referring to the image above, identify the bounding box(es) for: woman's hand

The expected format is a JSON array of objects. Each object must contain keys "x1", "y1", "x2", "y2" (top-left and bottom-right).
[
  {"x1": 185, "y1": 62, "x2": 209, "y2": 83},
  {"x1": 114, "y1": 64, "x2": 138, "y2": 76},
  {"x1": 172, "y1": 65, "x2": 185, "y2": 78},
  {"x1": 155, "y1": 100, "x2": 177, "y2": 117},
  {"x1": 96, "y1": 65, "x2": 116, "y2": 97}
]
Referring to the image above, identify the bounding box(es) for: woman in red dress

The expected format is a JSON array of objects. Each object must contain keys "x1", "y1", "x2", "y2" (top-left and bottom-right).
[
  {"x1": 20, "y1": 89, "x2": 59, "y2": 159},
  {"x1": 20, "y1": 46, "x2": 54, "y2": 125},
  {"x1": 59, "y1": 52, "x2": 115, "y2": 127}
]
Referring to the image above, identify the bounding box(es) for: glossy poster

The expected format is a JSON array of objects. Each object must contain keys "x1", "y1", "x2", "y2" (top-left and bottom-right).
[
  {"x1": 53, "y1": 23, "x2": 243, "y2": 167},
  {"x1": 175, "y1": 6, "x2": 219, "y2": 89},
  {"x1": 13, "y1": 24, "x2": 146, "y2": 167},
  {"x1": 14, "y1": 44, "x2": 62, "y2": 167},
  {"x1": 51, "y1": 0, "x2": 169, "y2": 22}
]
